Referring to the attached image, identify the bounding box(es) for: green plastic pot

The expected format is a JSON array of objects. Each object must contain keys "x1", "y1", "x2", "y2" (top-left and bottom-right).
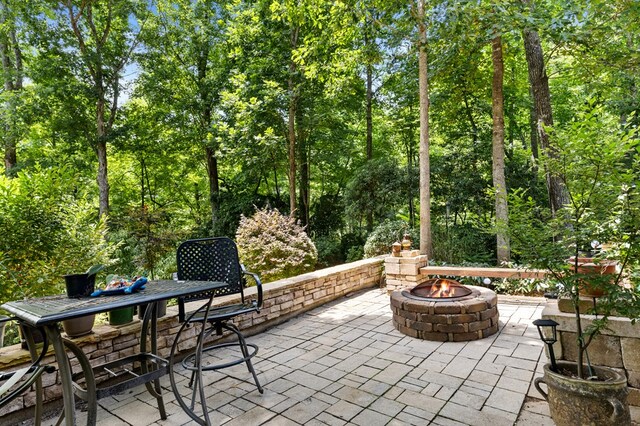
[{"x1": 108, "y1": 307, "x2": 134, "y2": 326}]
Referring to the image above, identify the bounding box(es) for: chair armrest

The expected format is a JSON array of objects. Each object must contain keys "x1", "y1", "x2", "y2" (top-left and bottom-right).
[
  {"x1": 0, "y1": 316, "x2": 16, "y2": 325},
  {"x1": 0, "y1": 320, "x2": 55, "y2": 407},
  {"x1": 241, "y1": 265, "x2": 263, "y2": 309}
]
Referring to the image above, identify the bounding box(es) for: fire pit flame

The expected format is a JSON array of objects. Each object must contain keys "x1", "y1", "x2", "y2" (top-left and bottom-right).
[
  {"x1": 408, "y1": 278, "x2": 472, "y2": 299},
  {"x1": 429, "y1": 280, "x2": 452, "y2": 297}
]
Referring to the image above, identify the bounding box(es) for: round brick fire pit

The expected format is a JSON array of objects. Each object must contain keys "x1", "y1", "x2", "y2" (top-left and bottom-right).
[{"x1": 390, "y1": 283, "x2": 499, "y2": 342}]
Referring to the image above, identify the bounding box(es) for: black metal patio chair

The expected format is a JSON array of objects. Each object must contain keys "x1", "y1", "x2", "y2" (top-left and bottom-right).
[
  {"x1": 175, "y1": 237, "x2": 263, "y2": 394},
  {"x1": 0, "y1": 319, "x2": 55, "y2": 426}
]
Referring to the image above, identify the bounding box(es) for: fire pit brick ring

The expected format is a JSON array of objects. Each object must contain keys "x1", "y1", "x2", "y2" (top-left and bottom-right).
[{"x1": 390, "y1": 279, "x2": 499, "y2": 342}]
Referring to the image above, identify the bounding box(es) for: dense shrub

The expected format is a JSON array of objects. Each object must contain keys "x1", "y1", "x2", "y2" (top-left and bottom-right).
[
  {"x1": 0, "y1": 167, "x2": 116, "y2": 306},
  {"x1": 314, "y1": 235, "x2": 343, "y2": 268},
  {"x1": 309, "y1": 194, "x2": 344, "y2": 236},
  {"x1": 236, "y1": 207, "x2": 317, "y2": 282},
  {"x1": 431, "y1": 223, "x2": 494, "y2": 264},
  {"x1": 109, "y1": 206, "x2": 183, "y2": 279},
  {"x1": 341, "y1": 232, "x2": 366, "y2": 262},
  {"x1": 364, "y1": 220, "x2": 418, "y2": 257},
  {"x1": 213, "y1": 192, "x2": 288, "y2": 238},
  {"x1": 344, "y1": 159, "x2": 407, "y2": 226}
]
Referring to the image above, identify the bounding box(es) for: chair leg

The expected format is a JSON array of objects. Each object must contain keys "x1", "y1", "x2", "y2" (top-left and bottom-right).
[
  {"x1": 186, "y1": 320, "x2": 263, "y2": 394},
  {"x1": 22, "y1": 327, "x2": 44, "y2": 426},
  {"x1": 188, "y1": 323, "x2": 216, "y2": 388},
  {"x1": 169, "y1": 311, "x2": 211, "y2": 426},
  {"x1": 226, "y1": 323, "x2": 263, "y2": 394}
]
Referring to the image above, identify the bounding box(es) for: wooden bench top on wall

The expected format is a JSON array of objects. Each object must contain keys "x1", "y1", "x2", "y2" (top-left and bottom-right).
[{"x1": 420, "y1": 266, "x2": 550, "y2": 280}]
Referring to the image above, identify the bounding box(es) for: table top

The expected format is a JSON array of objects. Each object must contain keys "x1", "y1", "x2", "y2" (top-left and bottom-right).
[{"x1": 1, "y1": 280, "x2": 224, "y2": 326}]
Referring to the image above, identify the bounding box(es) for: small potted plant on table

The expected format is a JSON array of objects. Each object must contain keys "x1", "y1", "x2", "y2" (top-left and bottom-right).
[
  {"x1": 509, "y1": 105, "x2": 640, "y2": 425},
  {"x1": 61, "y1": 264, "x2": 105, "y2": 337}
]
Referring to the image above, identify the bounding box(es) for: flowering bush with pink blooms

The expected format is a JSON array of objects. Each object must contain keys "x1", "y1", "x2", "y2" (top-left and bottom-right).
[{"x1": 236, "y1": 207, "x2": 317, "y2": 282}]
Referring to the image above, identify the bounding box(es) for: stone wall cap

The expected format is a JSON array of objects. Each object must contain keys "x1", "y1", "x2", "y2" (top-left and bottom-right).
[
  {"x1": 542, "y1": 301, "x2": 639, "y2": 338},
  {"x1": 401, "y1": 250, "x2": 422, "y2": 257}
]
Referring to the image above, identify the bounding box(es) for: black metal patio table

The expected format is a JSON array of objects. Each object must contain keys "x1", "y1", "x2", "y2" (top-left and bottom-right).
[{"x1": 1, "y1": 280, "x2": 224, "y2": 426}]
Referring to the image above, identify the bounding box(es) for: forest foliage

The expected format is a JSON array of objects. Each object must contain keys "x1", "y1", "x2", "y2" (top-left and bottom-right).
[{"x1": 0, "y1": 0, "x2": 639, "y2": 304}]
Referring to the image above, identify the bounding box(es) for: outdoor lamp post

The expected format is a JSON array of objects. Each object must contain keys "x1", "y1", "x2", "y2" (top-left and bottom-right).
[{"x1": 533, "y1": 318, "x2": 559, "y2": 372}]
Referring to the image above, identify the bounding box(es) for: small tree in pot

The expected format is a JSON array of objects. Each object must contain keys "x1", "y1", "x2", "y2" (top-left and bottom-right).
[{"x1": 509, "y1": 104, "x2": 640, "y2": 425}]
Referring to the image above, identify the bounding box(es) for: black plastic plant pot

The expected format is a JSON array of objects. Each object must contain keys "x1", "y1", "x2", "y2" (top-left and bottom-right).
[
  {"x1": 64, "y1": 273, "x2": 96, "y2": 298},
  {"x1": 138, "y1": 300, "x2": 167, "y2": 320}
]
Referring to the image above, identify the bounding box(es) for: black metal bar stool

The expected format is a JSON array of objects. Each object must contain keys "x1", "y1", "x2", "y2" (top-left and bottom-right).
[{"x1": 170, "y1": 237, "x2": 263, "y2": 425}]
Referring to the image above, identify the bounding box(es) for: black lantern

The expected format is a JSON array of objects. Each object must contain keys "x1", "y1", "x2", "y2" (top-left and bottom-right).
[{"x1": 533, "y1": 318, "x2": 559, "y2": 372}]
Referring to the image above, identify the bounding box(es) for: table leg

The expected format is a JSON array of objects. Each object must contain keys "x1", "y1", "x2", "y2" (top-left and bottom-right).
[
  {"x1": 140, "y1": 301, "x2": 167, "y2": 420},
  {"x1": 168, "y1": 298, "x2": 214, "y2": 426},
  {"x1": 44, "y1": 325, "x2": 76, "y2": 426},
  {"x1": 62, "y1": 339, "x2": 97, "y2": 425}
]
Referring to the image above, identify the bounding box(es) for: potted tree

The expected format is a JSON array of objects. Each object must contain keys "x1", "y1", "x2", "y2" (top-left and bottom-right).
[{"x1": 509, "y1": 104, "x2": 640, "y2": 426}]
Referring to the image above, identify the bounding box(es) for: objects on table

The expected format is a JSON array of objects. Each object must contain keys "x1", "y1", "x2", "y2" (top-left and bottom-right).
[{"x1": 91, "y1": 276, "x2": 148, "y2": 297}]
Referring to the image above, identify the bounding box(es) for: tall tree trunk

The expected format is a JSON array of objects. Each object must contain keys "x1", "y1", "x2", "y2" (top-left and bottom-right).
[
  {"x1": 96, "y1": 95, "x2": 110, "y2": 217},
  {"x1": 298, "y1": 131, "x2": 309, "y2": 227},
  {"x1": 66, "y1": 1, "x2": 128, "y2": 219},
  {"x1": 522, "y1": 27, "x2": 568, "y2": 216},
  {"x1": 417, "y1": 0, "x2": 432, "y2": 257},
  {"x1": 365, "y1": 57, "x2": 373, "y2": 160},
  {"x1": 462, "y1": 90, "x2": 478, "y2": 142},
  {"x1": 528, "y1": 87, "x2": 539, "y2": 160},
  {"x1": 365, "y1": 62, "x2": 374, "y2": 231},
  {"x1": 0, "y1": 1, "x2": 22, "y2": 176},
  {"x1": 491, "y1": 36, "x2": 510, "y2": 264},
  {"x1": 364, "y1": 18, "x2": 374, "y2": 232},
  {"x1": 288, "y1": 86, "x2": 297, "y2": 216},
  {"x1": 140, "y1": 157, "x2": 146, "y2": 209},
  {"x1": 205, "y1": 146, "x2": 219, "y2": 230},
  {"x1": 288, "y1": 27, "x2": 299, "y2": 216},
  {"x1": 196, "y1": 11, "x2": 219, "y2": 232},
  {"x1": 407, "y1": 128, "x2": 415, "y2": 228}
]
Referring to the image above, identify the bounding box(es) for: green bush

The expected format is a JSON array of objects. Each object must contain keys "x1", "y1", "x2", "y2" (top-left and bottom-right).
[
  {"x1": 340, "y1": 232, "x2": 366, "y2": 261},
  {"x1": 0, "y1": 166, "x2": 116, "y2": 306},
  {"x1": 213, "y1": 192, "x2": 288, "y2": 238},
  {"x1": 363, "y1": 220, "x2": 418, "y2": 257},
  {"x1": 344, "y1": 159, "x2": 407, "y2": 225},
  {"x1": 236, "y1": 207, "x2": 317, "y2": 282},
  {"x1": 309, "y1": 195, "x2": 344, "y2": 236},
  {"x1": 314, "y1": 234, "x2": 343, "y2": 268},
  {"x1": 109, "y1": 207, "x2": 184, "y2": 279},
  {"x1": 431, "y1": 223, "x2": 494, "y2": 264}
]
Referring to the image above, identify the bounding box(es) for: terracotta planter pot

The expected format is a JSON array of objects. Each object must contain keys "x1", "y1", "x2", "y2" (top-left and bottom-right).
[
  {"x1": 567, "y1": 257, "x2": 618, "y2": 298},
  {"x1": 535, "y1": 361, "x2": 630, "y2": 426},
  {"x1": 62, "y1": 314, "x2": 96, "y2": 337}
]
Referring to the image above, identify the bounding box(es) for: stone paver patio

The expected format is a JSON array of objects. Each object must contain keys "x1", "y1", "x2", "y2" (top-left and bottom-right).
[{"x1": 32, "y1": 288, "x2": 639, "y2": 425}]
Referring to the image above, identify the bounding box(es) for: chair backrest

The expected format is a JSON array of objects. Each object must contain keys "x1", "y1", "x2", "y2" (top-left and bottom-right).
[{"x1": 176, "y1": 237, "x2": 245, "y2": 315}]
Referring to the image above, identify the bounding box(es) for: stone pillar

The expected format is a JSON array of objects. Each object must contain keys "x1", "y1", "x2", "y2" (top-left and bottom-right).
[{"x1": 384, "y1": 250, "x2": 429, "y2": 293}]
